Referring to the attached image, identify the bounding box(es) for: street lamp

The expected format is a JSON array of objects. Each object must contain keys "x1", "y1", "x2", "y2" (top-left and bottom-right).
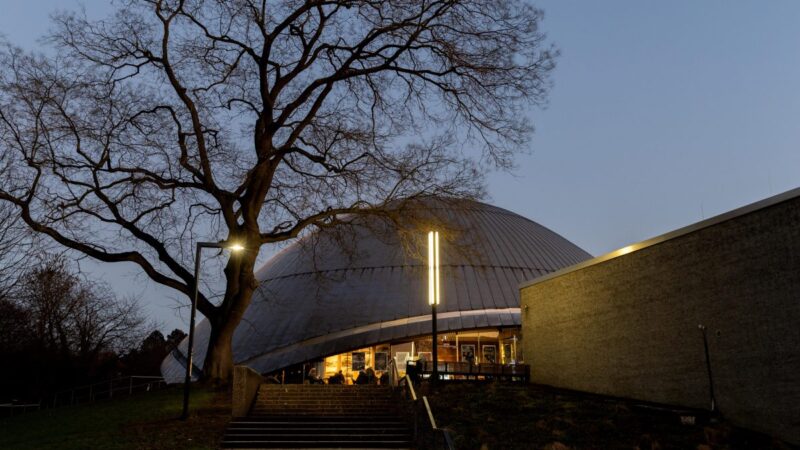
[
  {"x1": 428, "y1": 231, "x2": 441, "y2": 382},
  {"x1": 181, "y1": 241, "x2": 245, "y2": 421}
]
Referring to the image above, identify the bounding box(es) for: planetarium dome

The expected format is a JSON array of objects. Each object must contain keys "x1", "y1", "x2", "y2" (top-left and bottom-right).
[{"x1": 161, "y1": 198, "x2": 591, "y2": 382}]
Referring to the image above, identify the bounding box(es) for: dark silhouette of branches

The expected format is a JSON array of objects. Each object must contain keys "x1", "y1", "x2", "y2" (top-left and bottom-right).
[
  {"x1": 0, "y1": 258, "x2": 148, "y2": 402},
  {"x1": 0, "y1": 0, "x2": 556, "y2": 382}
]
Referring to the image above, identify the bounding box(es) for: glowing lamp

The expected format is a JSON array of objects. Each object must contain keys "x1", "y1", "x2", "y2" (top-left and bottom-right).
[{"x1": 427, "y1": 231, "x2": 440, "y2": 305}]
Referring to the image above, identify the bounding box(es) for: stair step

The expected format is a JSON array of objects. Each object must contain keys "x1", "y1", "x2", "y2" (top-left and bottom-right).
[
  {"x1": 228, "y1": 425, "x2": 408, "y2": 434},
  {"x1": 232, "y1": 415, "x2": 403, "y2": 421},
  {"x1": 222, "y1": 384, "x2": 411, "y2": 449},
  {"x1": 253, "y1": 407, "x2": 395, "y2": 411},
  {"x1": 251, "y1": 412, "x2": 396, "y2": 415},
  {"x1": 231, "y1": 420, "x2": 404, "y2": 425},
  {"x1": 222, "y1": 442, "x2": 411, "y2": 447},
  {"x1": 255, "y1": 401, "x2": 394, "y2": 404},
  {"x1": 231, "y1": 417, "x2": 405, "y2": 421},
  {"x1": 221, "y1": 441, "x2": 412, "y2": 449},
  {"x1": 258, "y1": 396, "x2": 394, "y2": 400},
  {"x1": 251, "y1": 411, "x2": 395, "y2": 415},
  {"x1": 225, "y1": 432, "x2": 409, "y2": 441}
]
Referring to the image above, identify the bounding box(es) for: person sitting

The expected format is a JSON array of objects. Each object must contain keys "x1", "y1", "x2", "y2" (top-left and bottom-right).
[
  {"x1": 306, "y1": 367, "x2": 323, "y2": 384},
  {"x1": 328, "y1": 370, "x2": 345, "y2": 385},
  {"x1": 364, "y1": 367, "x2": 376, "y2": 384},
  {"x1": 354, "y1": 369, "x2": 369, "y2": 384},
  {"x1": 377, "y1": 370, "x2": 389, "y2": 385}
]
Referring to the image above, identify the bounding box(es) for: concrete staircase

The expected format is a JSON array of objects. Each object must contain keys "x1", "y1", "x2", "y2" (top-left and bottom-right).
[{"x1": 222, "y1": 384, "x2": 413, "y2": 448}]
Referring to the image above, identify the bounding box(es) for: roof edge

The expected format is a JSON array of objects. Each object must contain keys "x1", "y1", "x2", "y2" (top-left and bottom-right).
[{"x1": 519, "y1": 186, "x2": 800, "y2": 290}]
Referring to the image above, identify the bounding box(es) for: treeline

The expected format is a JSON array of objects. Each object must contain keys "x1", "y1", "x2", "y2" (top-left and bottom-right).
[{"x1": 0, "y1": 258, "x2": 185, "y2": 403}]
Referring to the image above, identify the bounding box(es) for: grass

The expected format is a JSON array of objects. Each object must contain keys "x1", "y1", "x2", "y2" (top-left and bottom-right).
[
  {"x1": 421, "y1": 383, "x2": 793, "y2": 450},
  {"x1": 3, "y1": 382, "x2": 792, "y2": 449},
  {"x1": 0, "y1": 386, "x2": 230, "y2": 450}
]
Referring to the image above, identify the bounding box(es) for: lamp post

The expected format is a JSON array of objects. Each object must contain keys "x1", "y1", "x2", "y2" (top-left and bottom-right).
[
  {"x1": 428, "y1": 231, "x2": 441, "y2": 382},
  {"x1": 181, "y1": 241, "x2": 244, "y2": 421}
]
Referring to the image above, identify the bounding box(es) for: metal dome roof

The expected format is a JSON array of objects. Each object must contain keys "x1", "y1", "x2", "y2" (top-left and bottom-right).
[{"x1": 162, "y1": 198, "x2": 591, "y2": 381}]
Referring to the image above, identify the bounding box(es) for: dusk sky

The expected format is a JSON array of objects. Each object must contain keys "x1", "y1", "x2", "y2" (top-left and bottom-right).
[{"x1": 2, "y1": 1, "x2": 798, "y2": 332}]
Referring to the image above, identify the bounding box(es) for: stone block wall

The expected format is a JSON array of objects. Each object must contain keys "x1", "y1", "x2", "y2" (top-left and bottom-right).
[
  {"x1": 521, "y1": 193, "x2": 800, "y2": 444},
  {"x1": 232, "y1": 365, "x2": 265, "y2": 417}
]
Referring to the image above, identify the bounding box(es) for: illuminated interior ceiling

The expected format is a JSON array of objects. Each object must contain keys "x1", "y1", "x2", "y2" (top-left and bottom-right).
[{"x1": 161, "y1": 197, "x2": 591, "y2": 382}]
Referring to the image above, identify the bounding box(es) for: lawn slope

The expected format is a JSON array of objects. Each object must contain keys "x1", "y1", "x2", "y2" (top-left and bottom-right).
[{"x1": 0, "y1": 386, "x2": 229, "y2": 450}]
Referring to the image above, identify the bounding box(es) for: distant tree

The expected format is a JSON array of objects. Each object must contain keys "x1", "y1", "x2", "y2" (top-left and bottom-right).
[
  {"x1": 141, "y1": 330, "x2": 167, "y2": 353},
  {"x1": 166, "y1": 328, "x2": 188, "y2": 351},
  {"x1": 0, "y1": 258, "x2": 148, "y2": 400},
  {"x1": 14, "y1": 258, "x2": 147, "y2": 361},
  {"x1": 120, "y1": 328, "x2": 188, "y2": 375},
  {"x1": 0, "y1": 0, "x2": 556, "y2": 383},
  {"x1": 0, "y1": 297, "x2": 30, "y2": 353},
  {"x1": 121, "y1": 330, "x2": 168, "y2": 375}
]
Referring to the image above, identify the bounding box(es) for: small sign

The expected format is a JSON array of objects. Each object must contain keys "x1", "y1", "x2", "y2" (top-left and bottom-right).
[
  {"x1": 374, "y1": 352, "x2": 388, "y2": 371},
  {"x1": 352, "y1": 352, "x2": 365, "y2": 371},
  {"x1": 461, "y1": 344, "x2": 476, "y2": 363},
  {"x1": 482, "y1": 345, "x2": 497, "y2": 364}
]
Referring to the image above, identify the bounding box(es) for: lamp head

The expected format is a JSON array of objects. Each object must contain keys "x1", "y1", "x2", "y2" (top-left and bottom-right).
[{"x1": 228, "y1": 243, "x2": 245, "y2": 252}]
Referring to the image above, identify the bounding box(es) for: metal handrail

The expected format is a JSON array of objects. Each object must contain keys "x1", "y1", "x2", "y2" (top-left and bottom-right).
[
  {"x1": 391, "y1": 366, "x2": 453, "y2": 450},
  {"x1": 0, "y1": 403, "x2": 41, "y2": 417},
  {"x1": 402, "y1": 375, "x2": 418, "y2": 401},
  {"x1": 389, "y1": 357, "x2": 401, "y2": 387},
  {"x1": 54, "y1": 375, "x2": 164, "y2": 395},
  {"x1": 419, "y1": 361, "x2": 530, "y2": 380},
  {"x1": 422, "y1": 396, "x2": 437, "y2": 428},
  {"x1": 423, "y1": 396, "x2": 456, "y2": 450},
  {"x1": 52, "y1": 375, "x2": 166, "y2": 408}
]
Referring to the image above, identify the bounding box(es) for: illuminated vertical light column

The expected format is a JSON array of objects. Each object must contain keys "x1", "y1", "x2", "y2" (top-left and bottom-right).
[{"x1": 428, "y1": 231, "x2": 440, "y2": 381}]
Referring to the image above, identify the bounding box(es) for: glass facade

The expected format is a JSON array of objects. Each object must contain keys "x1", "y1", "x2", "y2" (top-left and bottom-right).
[{"x1": 310, "y1": 327, "x2": 523, "y2": 384}]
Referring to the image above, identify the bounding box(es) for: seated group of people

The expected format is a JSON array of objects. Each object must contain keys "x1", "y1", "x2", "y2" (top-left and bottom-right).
[{"x1": 305, "y1": 367, "x2": 389, "y2": 385}]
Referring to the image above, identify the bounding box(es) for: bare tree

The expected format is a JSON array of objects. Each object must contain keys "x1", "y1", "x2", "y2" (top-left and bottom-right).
[
  {"x1": 0, "y1": 204, "x2": 30, "y2": 297},
  {"x1": 13, "y1": 258, "x2": 147, "y2": 361},
  {"x1": 0, "y1": 258, "x2": 147, "y2": 401},
  {"x1": 0, "y1": 0, "x2": 556, "y2": 382}
]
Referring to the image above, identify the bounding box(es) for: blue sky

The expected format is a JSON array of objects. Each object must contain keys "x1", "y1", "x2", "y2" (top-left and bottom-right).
[{"x1": 2, "y1": 1, "x2": 799, "y2": 331}]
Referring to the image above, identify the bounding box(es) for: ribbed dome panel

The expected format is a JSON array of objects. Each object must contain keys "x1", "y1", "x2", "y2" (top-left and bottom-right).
[{"x1": 162, "y1": 198, "x2": 590, "y2": 381}]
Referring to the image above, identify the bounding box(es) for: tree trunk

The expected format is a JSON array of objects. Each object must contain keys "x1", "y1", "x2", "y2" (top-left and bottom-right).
[
  {"x1": 201, "y1": 250, "x2": 258, "y2": 385},
  {"x1": 204, "y1": 320, "x2": 236, "y2": 384}
]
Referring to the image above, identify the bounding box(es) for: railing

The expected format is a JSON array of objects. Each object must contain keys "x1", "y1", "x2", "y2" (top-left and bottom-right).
[
  {"x1": 389, "y1": 359, "x2": 455, "y2": 450},
  {"x1": 423, "y1": 396, "x2": 456, "y2": 450},
  {"x1": 420, "y1": 361, "x2": 530, "y2": 381},
  {"x1": 389, "y1": 357, "x2": 401, "y2": 388},
  {"x1": 52, "y1": 375, "x2": 166, "y2": 408},
  {"x1": 0, "y1": 403, "x2": 41, "y2": 417}
]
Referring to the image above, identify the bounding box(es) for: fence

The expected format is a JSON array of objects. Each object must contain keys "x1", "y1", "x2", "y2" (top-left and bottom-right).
[
  {"x1": 0, "y1": 403, "x2": 41, "y2": 417},
  {"x1": 419, "y1": 361, "x2": 530, "y2": 381},
  {"x1": 51, "y1": 375, "x2": 166, "y2": 408}
]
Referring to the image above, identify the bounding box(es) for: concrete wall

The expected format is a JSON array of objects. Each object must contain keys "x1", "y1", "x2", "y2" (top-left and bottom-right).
[
  {"x1": 232, "y1": 365, "x2": 265, "y2": 417},
  {"x1": 521, "y1": 193, "x2": 800, "y2": 444}
]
